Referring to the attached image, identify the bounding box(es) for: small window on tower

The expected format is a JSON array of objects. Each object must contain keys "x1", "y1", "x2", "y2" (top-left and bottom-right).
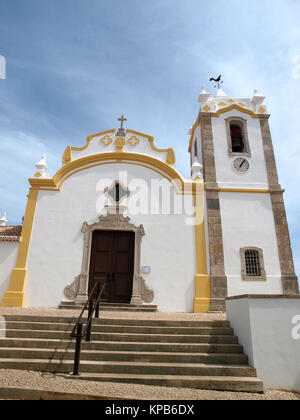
[
  {"x1": 245, "y1": 250, "x2": 260, "y2": 276},
  {"x1": 194, "y1": 140, "x2": 198, "y2": 158},
  {"x1": 240, "y1": 247, "x2": 266, "y2": 281},
  {"x1": 230, "y1": 123, "x2": 245, "y2": 153},
  {"x1": 226, "y1": 117, "x2": 251, "y2": 157}
]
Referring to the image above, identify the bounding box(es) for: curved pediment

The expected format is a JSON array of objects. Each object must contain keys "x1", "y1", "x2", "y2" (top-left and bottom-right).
[{"x1": 62, "y1": 129, "x2": 175, "y2": 166}]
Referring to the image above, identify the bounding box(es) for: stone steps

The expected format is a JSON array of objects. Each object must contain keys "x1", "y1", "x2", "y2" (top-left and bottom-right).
[
  {"x1": 4, "y1": 329, "x2": 239, "y2": 345},
  {"x1": 75, "y1": 373, "x2": 264, "y2": 393},
  {"x1": 0, "y1": 347, "x2": 249, "y2": 364},
  {"x1": 0, "y1": 338, "x2": 243, "y2": 354},
  {"x1": 0, "y1": 314, "x2": 264, "y2": 393},
  {"x1": 59, "y1": 302, "x2": 158, "y2": 312},
  {"x1": 0, "y1": 358, "x2": 257, "y2": 377},
  {"x1": 4, "y1": 321, "x2": 234, "y2": 336},
  {"x1": 3, "y1": 315, "x2": 230, "y2": 328}
]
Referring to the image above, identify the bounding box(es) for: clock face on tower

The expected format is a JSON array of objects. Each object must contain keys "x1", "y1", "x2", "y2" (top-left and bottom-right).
[{"x1": 233, "y1": 157, "x2": 250, "y2": 173}]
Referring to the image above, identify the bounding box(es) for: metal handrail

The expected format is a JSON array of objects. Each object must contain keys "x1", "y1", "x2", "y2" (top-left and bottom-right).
[{"x1": 70, "y1": 279, "x2": 107, "y2": 376}]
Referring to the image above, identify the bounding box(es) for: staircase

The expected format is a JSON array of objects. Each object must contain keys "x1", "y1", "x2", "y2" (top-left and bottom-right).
[
  {"x1": 59, "y1": 302, "x2": 158, "y2": 312},
  {"x1": 0, "y1": 314, "x2": 264, "y2": 393}
]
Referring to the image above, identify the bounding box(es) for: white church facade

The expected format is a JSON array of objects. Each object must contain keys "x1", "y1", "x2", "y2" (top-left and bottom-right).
[{"x1": 0, "y1": 88, "x2": 298, "y2": 312}]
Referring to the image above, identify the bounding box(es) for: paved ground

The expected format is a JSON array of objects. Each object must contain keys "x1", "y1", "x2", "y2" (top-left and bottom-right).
[{"x1": 0, "y1": 369, "x2": 299, "y2": 400}]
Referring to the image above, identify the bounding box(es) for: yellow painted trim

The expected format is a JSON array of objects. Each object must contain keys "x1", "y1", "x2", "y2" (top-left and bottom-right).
[
  {"x1": 62, "y1": 146, "x2": 72, "y2": 164},
  {"x1": 126, "y1": 129, "x2": 176, "y2": 165},
  {"x1": 1, "y1": 189, "x2": 39, "y2": 307},
  {"x1": 127, "y1": 135, "x2": 140, "y2": 147},
  {"x1": 29, "y1": 153, "x2": 187, "y2": 193},
  {"x1": 212, "y1": 104, "x2": 259, "y2": 119},
  {"x1": 115, "y1": 137, "x2": 126, "y2": 153},
  {"x1": 188, "y1": 121, "x2": 200, "y2": 153},
  {"x1": 193, "y1": 182, "x2": 210, "y2": 313},
  {"x1": 62, "y1": 129, "x2": 117, "y2": 164},
  {"x1": 73, "y1": 129, "x2": 117, "y2": 152}
]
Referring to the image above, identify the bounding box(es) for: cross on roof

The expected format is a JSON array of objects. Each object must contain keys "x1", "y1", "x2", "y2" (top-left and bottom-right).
[{"x1": 118, "y1": 115, "x2": 127, "y2": 130}]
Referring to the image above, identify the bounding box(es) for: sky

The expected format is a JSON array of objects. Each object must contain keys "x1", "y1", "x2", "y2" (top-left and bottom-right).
[{"x1": 0, "y1": 0, "x2": 299, "y2": 281}]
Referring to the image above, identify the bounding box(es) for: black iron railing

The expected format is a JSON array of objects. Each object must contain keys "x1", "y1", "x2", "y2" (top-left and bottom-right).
[{"x1": 70, "y1": 279, "x2": 107, "y2": 376}]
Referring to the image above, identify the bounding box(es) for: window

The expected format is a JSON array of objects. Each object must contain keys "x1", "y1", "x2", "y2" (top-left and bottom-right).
[
  {"x1": 240, "y1": 247, "x2": 266, "y2": 281},
  {"x1": 245, "y1": 250, "x2": 260, "y2": 276},
  {"x1": 105, "y1": 181, "x2": 130, "y2": 204},
  {"x1": 226, "y1": 117, "x2": 251, "y2": 157},
  {"x1": 194, "y1": 139, "x2": 198, "y2": 158},
  {"x1": 230, "y1": 123, "x2": 245, "y2": 153}
]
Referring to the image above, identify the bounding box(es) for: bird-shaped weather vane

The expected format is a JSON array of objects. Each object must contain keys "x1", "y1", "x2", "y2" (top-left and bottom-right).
[{"x1": 209, "y1": 75, "x2": 223, "y2": 89}]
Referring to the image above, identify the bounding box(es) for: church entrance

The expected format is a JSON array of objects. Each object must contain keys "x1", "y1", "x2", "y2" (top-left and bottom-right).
[{"x1": 88, "y1": 230, "x2": 135, "y2": 303}]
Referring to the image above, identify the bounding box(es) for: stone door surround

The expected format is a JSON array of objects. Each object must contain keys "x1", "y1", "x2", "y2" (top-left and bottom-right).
[{"x1": 64, "y1": 210, "x2": 154, "y2": 305}]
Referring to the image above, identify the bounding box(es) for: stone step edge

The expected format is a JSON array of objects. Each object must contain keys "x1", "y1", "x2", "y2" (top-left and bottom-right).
[
  {"x1": 1, "y1": 315, "x2": 230, "y2": 327},
  {"x1": 0, "y1": 339, "x2": 243, "y2": 351},
  {"x1": 4, "y1": 329, "x2": 235, "y2": 339},
  {"x1": 2, "y1": 329, "x2": 235, "y2": 337},
  {"x1": 0, "y1": 358, "x2": 253, "y2": 370},
  {"x1": 72, "y1": 373, "x2": 264, "y2": 393},
  {"x1": 60, "y1": 302, "x2": 158, "y2": 308},
  {"x1": 0, "y1": 347, "x2": 248, "y2": 359},
  {"x1": 0, "y1": 386, "x2": 129, "y2": 401},
  {"x1": 59, "y1": 306, "x2": 157, "y2": 312},
  {"x1": 3, "y1": 321, "x2": 233, "y2": 332}
]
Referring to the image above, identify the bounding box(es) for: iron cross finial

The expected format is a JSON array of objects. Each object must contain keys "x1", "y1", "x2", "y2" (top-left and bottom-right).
[{"x1": 118, "y1": 115, "x2": 127, "y2": 130}]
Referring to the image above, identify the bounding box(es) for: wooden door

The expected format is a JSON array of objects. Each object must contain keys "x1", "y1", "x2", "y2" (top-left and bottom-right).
[{"x1": 88, "y1": 230, "x2": 134, "y2": 303}]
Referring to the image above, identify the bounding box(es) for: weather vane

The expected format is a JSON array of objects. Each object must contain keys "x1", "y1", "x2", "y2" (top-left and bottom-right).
[{"x1": 209, "y1": 75, "x2": 223, "y2": 89}]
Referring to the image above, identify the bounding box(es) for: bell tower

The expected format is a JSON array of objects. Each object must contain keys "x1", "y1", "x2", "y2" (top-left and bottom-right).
[{"x1": 189, "y1": 84, "x2": 299, "y2": 311}]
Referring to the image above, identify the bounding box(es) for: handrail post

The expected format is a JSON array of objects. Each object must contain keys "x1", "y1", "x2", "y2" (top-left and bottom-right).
[
  {"x1": 95, "y1": 282, "x2": 100, "y2": 319},
  {"x1": 72, "y1": 322, "x2": 83, "y2": 376},
  {"x1": 70, "y1": 280, "x2": 107, "y2": 376},
  {"x1": 85, "y1": 299, "x2": 94, "y2": 342}
]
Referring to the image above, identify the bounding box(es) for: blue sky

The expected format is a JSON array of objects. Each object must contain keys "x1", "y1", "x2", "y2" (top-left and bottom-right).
[{"x1": 0, "y1": 0, "x2": 299, "y2": 280}]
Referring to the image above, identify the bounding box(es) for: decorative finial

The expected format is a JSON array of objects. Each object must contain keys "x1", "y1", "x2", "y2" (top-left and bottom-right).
[
  {"x1": 198, "y1": 86, "x2": 211, "y2": 103},
  {"x1": 117, "y1": 115, "x2": 127, "y2": 137},
  {"x1": 0, "y1": 212, "x2": 8, "y2": 226},
  {"x1": 251, "y1": 89, "x2": 265, "y2": 105},
  {"x1": 209, "y1": 75, "x2": 223, "y2": 89},
  {"x1": 35, "y1": 154, "x2": 49, "y2": 178},
  {"x1": 191, "y1": 158, "x2": 203, "y2": 181}
]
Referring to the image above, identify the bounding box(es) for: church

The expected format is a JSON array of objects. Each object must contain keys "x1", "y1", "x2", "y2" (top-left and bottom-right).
[{"x1": 0, "y1": 87, "x2": 298, "y2": 313}]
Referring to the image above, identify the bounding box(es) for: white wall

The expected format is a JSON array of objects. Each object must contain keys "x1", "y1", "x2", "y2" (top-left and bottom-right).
[
  {"x1": 212, "y1": 110, "x2": 269, "y2": 189},
  {"x1": 0, "y1": 242, "x2": 19, "y2": 303},
  {"x1": 71, "y1": 131, "x2": 169, "y2": 165},
  {"x1": 25, "y1": 163, "x2": 196, "y2": 312},
  {"x1": 219, "y1": 191, "x2": 282, "y2": 296},
  {"x1": 226, "y1": 296, "x2": 300, "y2": 392}
]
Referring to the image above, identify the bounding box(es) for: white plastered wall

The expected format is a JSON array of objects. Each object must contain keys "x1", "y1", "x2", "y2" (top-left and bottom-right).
[
  {"x1": 226, "y1": 297, "x2": 300, "y2": 392},
  {"x1": 0, "y1": 242, "x2": 19, "y2": 303},
  {"x1": 25, "y1": 163, "x2": 196, "y2": 312},
  {"x1": 210, "y1": 109, "x2": 282, "y2": 295},
  {"x1": 219, "y1": 191, "x2": 282, "y2": 295},
  {"x1": 212, "y1": 110, "x2": 269, "y2": 189}
]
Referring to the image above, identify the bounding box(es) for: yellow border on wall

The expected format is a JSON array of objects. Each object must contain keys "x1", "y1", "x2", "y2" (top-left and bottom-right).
[
  {"x1": 1, "y1": 189, "x2": 39, "y2": 307},
  {"x1": 30, "y1": 153, "x2": 185, "y2": 192},
  {"x1": 62, "y1": 129, "x2": 176, "y2": 166},
  {"x1": 193, "y1": 182, "x2": 210, "y2": 313},
  {"x1": 212, "y1": 104, "x2": 260, "y2": 119},
  {"x1": 188, "y1": 121, "x2": 200, "y2": 153},
  {"x1": 126, "y1": 129, "x2": 176, "y2": 165},
  {"x1": 62, "y1": 129, "x2": 117, "y2": 164}
]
